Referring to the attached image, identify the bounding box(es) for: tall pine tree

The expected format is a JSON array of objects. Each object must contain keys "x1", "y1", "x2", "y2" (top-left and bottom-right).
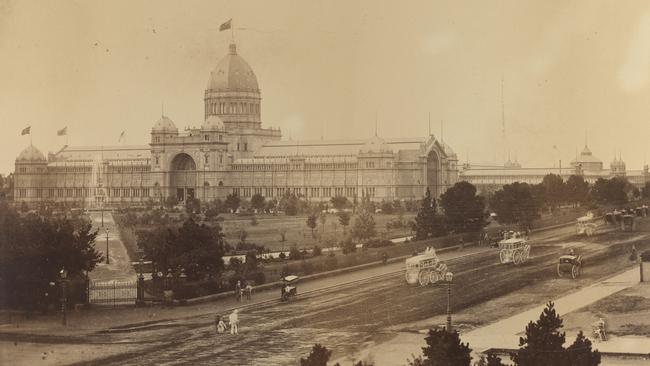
[{"x1": 413, "y1": 188, "x2": 436, "y2": 240}]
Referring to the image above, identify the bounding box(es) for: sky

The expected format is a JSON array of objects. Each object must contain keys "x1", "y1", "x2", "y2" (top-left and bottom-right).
[{"x1": 1, "y1": 0, "x2": 650, "y2": 174}]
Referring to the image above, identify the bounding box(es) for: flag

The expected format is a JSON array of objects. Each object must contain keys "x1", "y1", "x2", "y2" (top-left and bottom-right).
[
  {"x1": 118, "y1": 130, "x2": 125, "y2": 142},
  {"x1": 57, "y1": 127, "x2": 67, "y2": 136},
  {"x1": 21, "y1": 126, "x2": 30, "y2": 135},
  {"x1": 219, "y1": 19, "x2": 232, "y2": 31}
]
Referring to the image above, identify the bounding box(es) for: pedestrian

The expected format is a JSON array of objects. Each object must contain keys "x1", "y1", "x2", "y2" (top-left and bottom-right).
[
  {"x1": 630, "y1": 244, "x2": 638, "y2": 263},
  {"x1": 229, "y1": 309, "x2": 239, "y2": 334},
  {"x1": 216, "y1": 315, "x2": 226, "y2": 334},
  {"x1": 235, "y1": 280, "x2": 242, "y2": 302},
  {"x1": 459, "y1": 236, "x2": 464, "y2": 250},
  {"x1": 245, "y1": 283, "x2": 252, "y2": 300}
]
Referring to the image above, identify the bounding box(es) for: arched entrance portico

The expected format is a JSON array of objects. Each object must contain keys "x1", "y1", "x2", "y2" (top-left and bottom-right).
[
  {"x1": 170, "y1": 153, "x2": 197, "y2": 202},
  {"x1": 427, "y1": 150, "x2": 440, "y2": 197}
]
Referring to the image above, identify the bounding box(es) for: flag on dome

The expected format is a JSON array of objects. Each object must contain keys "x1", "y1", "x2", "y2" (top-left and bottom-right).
[
  {"x1": 57, "y1": 127, "x2": 67, "y2": 136},
  {"x1": 219, "y1": 19, "x2": 232, "y2": 31},
  {"x1": 118, "y1": 130, "x2": 125, "y2": 142},
  {"x1": 21, "y1": 126, "x2": 30, "y2": 135}
]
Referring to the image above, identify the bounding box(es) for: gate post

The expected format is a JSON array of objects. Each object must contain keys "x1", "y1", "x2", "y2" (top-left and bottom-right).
[{"x1": 137, "y1": 273, "x2": 145, "y2": 306}]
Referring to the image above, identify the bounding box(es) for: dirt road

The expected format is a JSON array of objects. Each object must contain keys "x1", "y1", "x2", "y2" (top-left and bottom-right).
[{"x1": 47, "y1": 223, "x2": 648, "y2": 366}]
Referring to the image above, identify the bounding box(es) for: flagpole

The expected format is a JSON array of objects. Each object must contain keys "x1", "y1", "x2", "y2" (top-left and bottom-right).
[{"x1": 231, "y1": 20, "x2": 235, "y2": 42}]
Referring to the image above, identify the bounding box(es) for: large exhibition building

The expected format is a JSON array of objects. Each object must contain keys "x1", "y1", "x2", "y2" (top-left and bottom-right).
[{"x1": 13, "y1": 43, "x2": 459, "y2": 207}]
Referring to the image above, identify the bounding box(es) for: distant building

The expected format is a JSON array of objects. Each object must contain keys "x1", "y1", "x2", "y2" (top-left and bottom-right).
[
  {"x1": 460, "y1": 143, "x2": 650, "y2": 193},
  {"x1": 13, "y1": 43, "x2": 458, "y2": 207}
]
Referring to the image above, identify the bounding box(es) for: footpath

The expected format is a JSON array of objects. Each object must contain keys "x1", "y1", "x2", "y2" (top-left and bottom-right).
[{"x1": 87, "y1": 211, "x2": 136, "y2": 283}]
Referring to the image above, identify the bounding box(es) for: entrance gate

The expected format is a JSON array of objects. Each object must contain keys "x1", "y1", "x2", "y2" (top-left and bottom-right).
[{"x1": 88, "y1": 280, "x2": 137, "y2": 307}]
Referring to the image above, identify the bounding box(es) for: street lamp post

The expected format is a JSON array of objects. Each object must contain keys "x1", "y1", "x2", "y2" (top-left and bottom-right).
[
  {"x1": 105, "y1": 227, "x2": 110, "y2": 264},
  {"x1": 59, "y1": 267, "x2": 68, "y2": 326},
  {"x1": 444, "y1": 271, "x2": 454, "y2": 332}
]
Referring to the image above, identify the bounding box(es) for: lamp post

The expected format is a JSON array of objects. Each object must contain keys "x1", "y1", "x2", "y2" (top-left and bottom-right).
[
  {"x1": 105, "y1": 227, "x2": 110, "y2": 264},
  {"x1": 444, "y1": 271, "x2": 454, "y2": 332},
  {"x1": 59, "y1": 267, "x2": 68, "y2": 326}
]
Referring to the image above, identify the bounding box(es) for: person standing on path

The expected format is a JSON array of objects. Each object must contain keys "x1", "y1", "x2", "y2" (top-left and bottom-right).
[
  {"x1": 245, "y1": 283, "x2": 252, "y2": 300},
  {"x1": 229, "y1": 309, "x2": 239, "y2": 334},
  {"x1": 235, "y1": 281, "x2": 242, "y2": 302}
]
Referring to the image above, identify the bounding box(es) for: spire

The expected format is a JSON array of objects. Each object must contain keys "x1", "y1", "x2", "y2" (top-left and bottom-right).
[{"x1": 374, "y1": 110, "x2": 378, "y2": 137}]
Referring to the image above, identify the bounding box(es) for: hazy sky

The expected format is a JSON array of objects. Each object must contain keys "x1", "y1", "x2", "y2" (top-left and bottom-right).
[{"x1": 2, "y1": 0, "x2": 650, "y2": 174}]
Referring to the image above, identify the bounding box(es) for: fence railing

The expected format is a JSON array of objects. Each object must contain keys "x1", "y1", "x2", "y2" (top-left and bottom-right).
[{"x1": 88, "y1": 280, "x2": 137, "y2": 307}]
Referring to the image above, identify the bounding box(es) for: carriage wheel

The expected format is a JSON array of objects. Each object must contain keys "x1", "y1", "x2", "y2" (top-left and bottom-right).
[
  {"x1": 418, "y1": 271, "x2": 430, "y2": 286},
  {"x1": 499, "y1": 250, "x2": 508, "y2": 264},
  {"x1": 513, "y1": 250, "x2": 522, "y2": 265},
  {"x1": 572, "y1": 265, "x2": 580, "y2": 279},
  {"x1": 429, "y1": 271, "x2": 441, "y2": 284},
  {"x1": 557, "y1": 264, "x2": 563, "y2": 278}
]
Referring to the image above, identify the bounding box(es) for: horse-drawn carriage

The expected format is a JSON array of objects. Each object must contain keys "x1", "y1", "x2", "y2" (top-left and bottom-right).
[
  {"x1": 405, "y1": 247, "x2": 450, "y2": 286},
  {"x1": 498, "y1": 237, "x2": 530, "y2": 265},
  {"x1": 280, "y1": 275, "x2": 299, "y2": 301},
  {"x1": 557, "y1": 254, "x2": 582, "y2": 279},
  {"x1": 576, "y1": 213, "x2": 598, "y2": 236}
]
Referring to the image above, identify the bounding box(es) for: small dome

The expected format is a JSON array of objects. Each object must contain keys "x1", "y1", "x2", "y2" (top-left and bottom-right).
[
  {"x1": 16, "y1": 145, "x2": 46, "y2": 162},
  {"x1": 152, "y1": 115, "x2": 178, "y2": 133},
  {"x1": 361, "y1": 136, "x2": 391, "y2": 153},
  {"x1": 207, "y1": 43, "x2": 259, "y2": 91},
  {"x1": 202, "y1": 115, "x2": 225, "y2": 130}
]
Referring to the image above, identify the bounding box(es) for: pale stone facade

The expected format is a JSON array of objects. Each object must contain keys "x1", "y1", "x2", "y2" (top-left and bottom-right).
[
  {"x1": 460, "y1": 144, "x2": 650, "y2": 194},
  {"x1": 14, "y1": 43, "x2": 458, "y2": 207}
]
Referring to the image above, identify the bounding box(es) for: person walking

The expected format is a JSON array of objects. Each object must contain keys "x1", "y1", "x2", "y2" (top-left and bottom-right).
[
  {"x1": 229, "y1": 309, "x2": 239, "y2": 335},
  {"x1": 245, "y1": 283, "x2": 252, "y2": 300}
]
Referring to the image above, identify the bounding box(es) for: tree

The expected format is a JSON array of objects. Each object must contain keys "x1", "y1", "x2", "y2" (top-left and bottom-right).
[
  {"x1": 566, "y1": 331, "x2": 601, "y2": 366},
  {"x1": 413, "y1": 187, "x2": 445, "y2": 240},
  {"x1": 440, "y1": 182, "x2": 486, "y2": 233},
  {"x1": 306, "y1": 214, "x2": 318, "y2": 237},
  {"x1": 251, "y1": 193, "x2": 265, "y2": 211},
  {"x1": 300, "y1": 344, "x2": 332, "y2": 366},
  {"x1": 475, "y1": 354, "x2": 507, "y2": 366},
  {"x1": 490, "y1": 182, "x2": 541, "y2": 229},
  {"x1": 350, "y1": 207, "x2": 376, "y2": 243},
  {"x1": 0, "y1": 203, "x2": 102, "y2": 310},
  {"x1": 512, "y1": 301, "x2": 566, "y2": 366},
  {"x1": 185, "y1": 197, "x2": 201, "y2": 214},
  {"x1": 338, "y1": 211, "x2": 351, "y2": 233},
  {"x1": 164, "y1": 195, "x2": 179, "y2": 209},
  {"x1": 591, "y1": 177, "x2": 628, "y2": 204},
  {"x1": 512, "y1": 302, "x2": 601, "y2": 366},
  {"x1": 224, "y1": 193, "x2": 241, "y2": 212},
  {"x1": 413, "y1": 188, "x2": 436, "y2": 240},
  {"x1": 330, "y1": 196, "x2": 349, "y2": 211},
  {"x1": 281, "y1": 194, "x2": 299, "y2": 216},
  {"x1": 319, "y1": 213, "x2": 327, "y2": 233},
  {"x1": 541, "y1": 174, "x2": 566, "y2": 210},
  {"x1": 642, "y1": 181, "x2": 650, "y2": 200},
  {"x1": 418, "y1": 328, "x2": 472, "y2": 366},
  {"x1": 565, "y1": 175, "x2": 589, "y2": 207},
  {"x1": 380, "y1": 200, "x2": 394, "y2": 214},
  {"x1": 137, "y1": 218, "x2": 225, "y2": 280}
]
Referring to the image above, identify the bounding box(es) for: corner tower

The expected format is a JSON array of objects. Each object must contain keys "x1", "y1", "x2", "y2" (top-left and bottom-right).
[{"x1": 204, "y1": 43, "x2": 261, "y2": 130}]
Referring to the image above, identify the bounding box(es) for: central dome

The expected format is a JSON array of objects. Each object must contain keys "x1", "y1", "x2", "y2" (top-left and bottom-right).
[{"x1": 207, "y1": 44, "x2": 259, "y2": 91}]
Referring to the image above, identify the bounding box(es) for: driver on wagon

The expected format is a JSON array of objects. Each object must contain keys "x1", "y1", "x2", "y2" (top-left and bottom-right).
[{"x1": 568, "y1": 248, "x2": 576, "y2": 256}]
